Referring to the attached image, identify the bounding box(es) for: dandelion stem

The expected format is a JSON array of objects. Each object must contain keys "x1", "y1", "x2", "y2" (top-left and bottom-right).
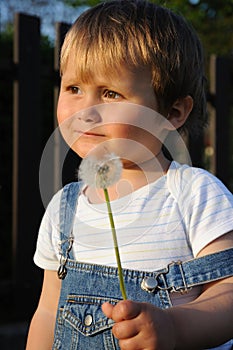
[{"x1": 103, "y1": 188, "x2": 127, "y2": 300}]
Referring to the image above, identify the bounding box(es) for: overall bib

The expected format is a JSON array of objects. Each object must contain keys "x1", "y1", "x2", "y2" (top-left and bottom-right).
[{"x1": 53, "y1": 182, "x2": 233, "y2": 350}]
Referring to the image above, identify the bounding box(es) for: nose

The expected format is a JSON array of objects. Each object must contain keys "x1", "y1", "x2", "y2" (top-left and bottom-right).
[{"x1": 77, "y1": 106, "x2": 102, "y2": 124}]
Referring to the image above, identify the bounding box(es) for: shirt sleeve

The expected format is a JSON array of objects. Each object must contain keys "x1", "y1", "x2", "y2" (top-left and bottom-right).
[
  {"x1": 177, "y1": 166, "x2": 233, "y2": 256},
  {"x1": 33, "y1": 189, "x2": 63, "y2": 270}
]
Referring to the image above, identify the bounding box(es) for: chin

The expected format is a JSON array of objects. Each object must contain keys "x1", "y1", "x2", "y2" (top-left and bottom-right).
[{"x1": 70, "y1": 143, "x2": 98, "y2": 159}]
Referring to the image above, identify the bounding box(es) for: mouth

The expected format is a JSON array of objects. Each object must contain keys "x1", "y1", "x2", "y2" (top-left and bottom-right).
[{"x1": 75, "y1": 129, "x2": 105, "y2": 137}]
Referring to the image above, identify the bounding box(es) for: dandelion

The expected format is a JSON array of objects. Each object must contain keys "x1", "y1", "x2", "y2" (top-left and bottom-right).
[
  {"x1": 79, "y1": 152, "x2": 127, "y2": 300},
  {"x1": 79, "y1": 152, "x2": 122, "y2": 189}
]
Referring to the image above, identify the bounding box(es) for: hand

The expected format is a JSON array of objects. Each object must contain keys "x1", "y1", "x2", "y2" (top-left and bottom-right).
[{"x1": 102, "y1": 300, "x2": 176, "y2": 350}]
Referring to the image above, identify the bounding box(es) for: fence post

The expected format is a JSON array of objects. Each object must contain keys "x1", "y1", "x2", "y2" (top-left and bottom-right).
[
  {"x1": 209, "y1": 55, "x2": 232, "y2": 186},
  {"x1": 12, "y1": 13, "x2": 43, "y2": 319},
  {"x1": 188, "y1": 132, "x2": 204, "y2": 168}
]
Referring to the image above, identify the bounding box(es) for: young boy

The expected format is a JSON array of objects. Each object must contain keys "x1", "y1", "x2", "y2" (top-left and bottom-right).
[{"x1": 26, "y1": 1, "x2": 233, "y2": 349}]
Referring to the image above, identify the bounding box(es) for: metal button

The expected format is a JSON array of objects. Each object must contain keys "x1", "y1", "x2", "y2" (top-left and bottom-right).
[
  {"x1": 84, "y1": 314, "x2": 93, "y2": 326},
  {"x1": 141, "y1": 277, "x2": 158, "y2": 292}
]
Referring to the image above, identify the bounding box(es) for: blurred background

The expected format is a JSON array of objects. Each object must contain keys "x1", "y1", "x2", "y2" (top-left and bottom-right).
[{"x1": 0, "y1": 0, "x2": 232, "y2": 349}]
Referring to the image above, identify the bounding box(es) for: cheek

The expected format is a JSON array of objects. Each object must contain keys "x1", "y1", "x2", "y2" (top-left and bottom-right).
[
  {"x1": 57, "y1": 96, "x2": 77, "y2": 126},
  {"x1": 107, "y1": 125, "x2": 161, "y2": 158},
  {"x1": 57, "y1": 98, "x2": 67, "y2": 125},
  {"x1": 105, "y1": 124, "x2": 133, "y2": 139},
  {"x1": 108, "y1": 124, "x2": 151, "y2": 142}
]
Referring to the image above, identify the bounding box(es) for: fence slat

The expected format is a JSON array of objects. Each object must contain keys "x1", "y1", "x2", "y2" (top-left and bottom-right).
[
  {"x1": 209, "y1": 55, "x2": 231, "y2": 186},
  {"x1": 12, "y1": 13, "x2": 43, "y2": 318}
]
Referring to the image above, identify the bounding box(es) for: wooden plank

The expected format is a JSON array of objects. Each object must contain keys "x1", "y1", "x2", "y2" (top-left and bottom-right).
[
  {"x1": 12, "y1": 13, "x2": 43, "y2": 317},
  {"x1": 188, "y1": 132, "x2": 204, "y2": 168},
  {"x1": 209, "y1": 55, "x2": 231, "y2": 186}
]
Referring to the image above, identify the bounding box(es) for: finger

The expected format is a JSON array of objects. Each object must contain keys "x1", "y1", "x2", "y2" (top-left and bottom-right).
[
  {"x1": 118, "y1": 329, "x2": 158, "y2": 350},
  {"x1": 118, "y1": 335, "x2": 143, "y2": 350},
  {"x1": 102, "y1": 302, "x2": 114, "y2": 319},
  {"x1": 112, "y1": 319, "x2": 139, "y2": 340},
  {"x1": 111, "y1": 300, "x2": 142, "y2": 322}
]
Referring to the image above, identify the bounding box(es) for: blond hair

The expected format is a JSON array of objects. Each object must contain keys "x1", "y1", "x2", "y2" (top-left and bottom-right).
[{"x1": 60, "y1": 0, "x2": 207, "y2": 135}]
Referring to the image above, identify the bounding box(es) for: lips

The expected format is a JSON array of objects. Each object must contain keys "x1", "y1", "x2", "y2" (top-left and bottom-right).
[
  {"x1": 75, "y1": 129, "x2": 105, "y2": 137},
  {"x1": 84, "y1": 131, "x2": 103, "y2": 136}
]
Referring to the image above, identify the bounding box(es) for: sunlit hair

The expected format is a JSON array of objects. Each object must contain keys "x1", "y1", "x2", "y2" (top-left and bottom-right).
[{"x1": 60, "y1": 0, "x2": 207, "y2": 135}]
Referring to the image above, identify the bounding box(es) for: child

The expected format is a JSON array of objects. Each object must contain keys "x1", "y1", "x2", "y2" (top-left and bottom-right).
[{"x1": 26, "y1": 1, "x2": 233, "y2": 349}]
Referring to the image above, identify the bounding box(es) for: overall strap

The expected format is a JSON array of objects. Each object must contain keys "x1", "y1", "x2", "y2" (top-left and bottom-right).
[
  {"x1": 142, "y1": 248, "x2": 233, "y2": 294},
  {"x1": 58, "y1": 182, "x2": 82, "y2": 279}
]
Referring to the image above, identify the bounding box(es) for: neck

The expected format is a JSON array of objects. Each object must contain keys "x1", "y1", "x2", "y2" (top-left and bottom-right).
[
  {"x1": 122, "y1": 152, "x2": 170, "y2": 191},
  {"x1": 85, "y1": 152, "x2": 171, "y2": 203}
]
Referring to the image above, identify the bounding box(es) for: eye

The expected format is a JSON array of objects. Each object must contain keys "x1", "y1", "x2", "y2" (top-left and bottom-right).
[
  {"x1": 68, "y1": 86, "x2": 81, "y2": 95},
  {"x1": 103, "y1": 89, "x2": 121, "y2": 99}
]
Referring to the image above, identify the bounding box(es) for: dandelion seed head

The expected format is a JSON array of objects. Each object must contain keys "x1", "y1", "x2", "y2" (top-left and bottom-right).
[{"x1": 79, "y1": 152, "x2": 122, "y2": 188}]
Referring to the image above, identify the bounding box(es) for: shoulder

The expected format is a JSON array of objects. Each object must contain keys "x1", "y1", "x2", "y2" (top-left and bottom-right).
[
  {"x1": 46, "y1": 181, "x2": 83, "y2": 210},
  {"x1": 61, "y1": 181, "x2": 83, "y2": 199},
  {"x1": 167, "y1": 161, "x2": 232, "y2": 200},
  {"x1": 168, "y1": 161, "x2": 221, "y2": 185},
  {"x1": 168, "y1": 163, "x2": 233, "y2": 256},
  {"x1": 39, "y1": 182, "x2": 80, "y2": 229}
]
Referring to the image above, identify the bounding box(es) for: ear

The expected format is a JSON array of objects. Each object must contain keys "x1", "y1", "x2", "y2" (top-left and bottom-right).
[{"x1": 166, "y1": 95, "x2": 193, "y2": 130}]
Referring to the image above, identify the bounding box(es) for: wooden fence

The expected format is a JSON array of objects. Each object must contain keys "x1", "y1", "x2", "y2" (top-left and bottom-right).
[{"x1": 0, "y1": 13, "x2": 232, "y2": 329}]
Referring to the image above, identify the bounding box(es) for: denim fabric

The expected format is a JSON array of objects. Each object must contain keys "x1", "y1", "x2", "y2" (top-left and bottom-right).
[
  {"x1": 52, "y1": 182, "x2": 233, "y2": 350},
  {"x1": 53, "y1": 260, "x2": 173, "y2": 350}
]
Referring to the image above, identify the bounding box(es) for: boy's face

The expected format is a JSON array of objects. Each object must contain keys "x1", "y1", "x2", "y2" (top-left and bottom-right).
[{"x1": 57, "y1": 56, "x2": 167, "y2": 165}]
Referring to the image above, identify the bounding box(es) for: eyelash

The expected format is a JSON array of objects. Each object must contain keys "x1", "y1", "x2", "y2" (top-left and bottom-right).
[
  {"x1": 103, "y1": 90, "x2": 121, "y2": 99},
  {"x1": 67, "y1": 86, "x2": 122, "y2": 100},
  {"x1": 68, "y1": 86, "x2": 80, "y2": 94}
]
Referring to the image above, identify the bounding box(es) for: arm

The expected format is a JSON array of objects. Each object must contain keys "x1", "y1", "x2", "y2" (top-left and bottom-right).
[
  {"x1": 102, "y1": 231, "x2": 233, "y2": 350},
  {"x1": 167, "y1": 231, "x2": 233, "y2": 349},
  {"x1": 26, "y1": 270, "x2": 61, "y2": 350}
]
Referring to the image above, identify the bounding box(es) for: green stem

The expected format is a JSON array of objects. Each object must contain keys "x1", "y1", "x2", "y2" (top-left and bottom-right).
[{"x1": 103, "y1": 188, "x2": 127, "y2": 300}]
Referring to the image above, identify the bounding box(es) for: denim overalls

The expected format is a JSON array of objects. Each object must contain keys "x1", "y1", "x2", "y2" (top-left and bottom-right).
[{"x1": 52, "y1": 182, "x2": 233, "y2": 350}]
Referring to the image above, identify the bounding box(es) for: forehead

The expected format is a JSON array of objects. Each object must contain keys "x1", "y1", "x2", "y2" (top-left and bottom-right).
[
  {"x1": 62, "y1": 51, "x2": 119, "y2": 83},
  {"x1": 60, "y1": 19, "x2": 150, "y2": 83},
  {"x1": 62, "y1": 49, "x2": 153, "y2": 87}
]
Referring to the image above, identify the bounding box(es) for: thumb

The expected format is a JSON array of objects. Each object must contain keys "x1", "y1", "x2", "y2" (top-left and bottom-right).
[{"x1": 110, "y1": 300, "x2": 142, "y2": 322}]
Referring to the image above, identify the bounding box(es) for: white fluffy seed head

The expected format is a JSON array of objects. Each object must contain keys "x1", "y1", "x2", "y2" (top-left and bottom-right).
[{"x1": 79, "y1": 152, "x2": 123, "y2": 188}]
